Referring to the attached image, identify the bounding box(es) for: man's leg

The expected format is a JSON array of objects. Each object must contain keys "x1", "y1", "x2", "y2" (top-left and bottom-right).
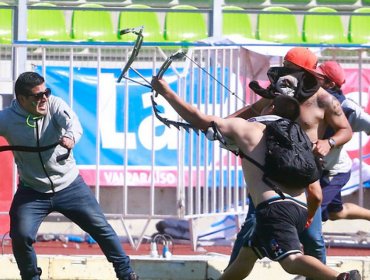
[
  {"x1": 10, "y1": 186, "x2": 50, "y2": 280},
  {"x1": 299, "y1": 208, "x2": 326, "y2": 264},
  {"x1": 54, "y1": 176, "x2": 135, "y2": 280},
  {"x1": 280, "y1": 253, "x2": 360, "y2": 280},
  {"x1": 220, "y1": 247, "x2": 258, "y2": 280},
  {"x1": 329, "y1": 202, "x2": 370, "y2": 220},
  {"x1": 227, "y1": 195, "x2": 256, "y2": 267},
  {"x1": 321, "y1": 171, "x2": 351, "y2": 221}
]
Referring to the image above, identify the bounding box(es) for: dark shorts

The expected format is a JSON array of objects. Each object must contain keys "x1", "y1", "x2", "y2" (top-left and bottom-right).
[
  {"x1": 320, "y1": 171, "x2": 351, "y2": 221},
  {"x1": 246, "y1": 197, "x2": 307, "y2": 261}
]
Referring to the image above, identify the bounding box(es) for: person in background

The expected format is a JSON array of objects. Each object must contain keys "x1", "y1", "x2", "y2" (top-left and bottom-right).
[
  {"x1": 0, "y1": 72, "x2": 139, "y2": 280},
  {"x1": 314, "y1": 60, "x2": 370, "y2": 237},
  {"x1": 151, "y1": 76, "x2": 360, "y2": 280}
]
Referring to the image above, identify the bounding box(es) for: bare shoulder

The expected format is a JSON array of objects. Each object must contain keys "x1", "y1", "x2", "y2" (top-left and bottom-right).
[
  {"x1": 226, "y1": 117, "x2": 262, "y2": 131},
  {"x1": 317, "y1": 88, "x2": 343, "y2": 116},
  {"x1": 221, "y1": 117, "x2": 264, "y2": 142}
]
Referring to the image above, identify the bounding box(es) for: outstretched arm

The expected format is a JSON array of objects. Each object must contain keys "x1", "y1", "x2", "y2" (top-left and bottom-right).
[
  {"x1": 151, "y1": 77, "x2": 257, "y2": 146},
  {"x1": 151, "y1": 77, "x2": 222, "y2": 131}
]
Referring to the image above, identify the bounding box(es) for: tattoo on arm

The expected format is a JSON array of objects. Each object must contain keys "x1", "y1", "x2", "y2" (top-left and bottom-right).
[
  {"x1": 318, "y1": 94, "x2": 343, "y2": 117},
  {"x1": 331, "y1": 98, "x2": 343, "y2": 117}
]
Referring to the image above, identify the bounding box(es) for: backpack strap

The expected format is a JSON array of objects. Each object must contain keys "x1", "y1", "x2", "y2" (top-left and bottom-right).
[{"x1": 206, "y1": 121, "x2": 286, "y2": 199}]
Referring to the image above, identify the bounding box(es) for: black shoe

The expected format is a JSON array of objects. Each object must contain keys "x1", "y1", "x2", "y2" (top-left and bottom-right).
[
  {"x1": 119, "y1": 272, "x2": 139, "y2": 280},
  {"x1": 337, "y1": 270, "x2": 361, "y2": 280}
]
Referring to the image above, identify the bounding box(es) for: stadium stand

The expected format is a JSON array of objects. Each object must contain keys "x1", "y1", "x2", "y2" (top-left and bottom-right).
[
  {"x1": 348, "y1": 7, "x2": 370, "y2": 43},
  {"x1": 177, "y1": 0, "x2": 211, "y2": 7},
  {"x1": 256, "y1": 6, "x2": 302, "y2": 43},
  {"x1": 131, "y1": 0, "x2": 173, "y2": 7},
  {"x1": 71, "y1": 3, "x2": 118, "y2": 42},
  {"x1": 118, "y1": 4, "x2": 164, "y2": 42},
  {"x1": 130, "y1": 0, "x2": 173, "y2": 6},
  {"x1": 164, "y1": 4, "x2": 208, "y2": 43},
  {"x1": 317, "y1": 0, "x2": 358, "y2": 4},
  {"x1": 223, "y1": 0, "x2": 266, "y2": 6},
  {"x1": 302, "y1": 7, "x2": 349, "y2": 44},
  {"x1": 27, "y1": 3, "x2": 70, "y2": 41},
  {"x1": 270, "y1": 0, "x2": 311, "y2": 5},
  {"x1": 85, "y1": 0, "x2": 124, "y2": 2},
  {"x1": 2, "y1": 1, "x2": 370, "y2": 45},
  {"x1": 0, "y1": 2, "x2": 12, "y2": 44},
  {"x1": 222, "y1": 5, "x2": 253, "y2": 38}
]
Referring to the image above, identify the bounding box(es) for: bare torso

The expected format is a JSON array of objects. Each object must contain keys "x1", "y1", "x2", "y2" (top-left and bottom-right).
[{"x1": 297, "y1": 88, "x2": 329, "y2": 143}]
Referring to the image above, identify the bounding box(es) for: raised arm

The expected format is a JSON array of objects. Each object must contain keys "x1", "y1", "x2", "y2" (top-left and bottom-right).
[
  {"x1": 151, "y1": 77, "x2": 257, "y2": 145},
  {"x1": 151, "y1": 76, "x2": 220, "y2": 131}
]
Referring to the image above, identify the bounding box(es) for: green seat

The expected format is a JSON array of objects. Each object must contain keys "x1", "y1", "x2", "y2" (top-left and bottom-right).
[
  {"x1": 303, "y1": 7, "x2": 348, "y2": 44},
  {"x1": 223, "y1": 0, "x2": 265, "y2": 6},
  {"x1": 348, "y1": 8, "x2": 370, "y2": 44},
  {"x1": 257, "y1": 7, "x2": 301, "y2": 43},
  {"x1": 28, "y1": 3, "x2": 69, "y2": 41},
  {"x1": 86, "y1": 0, "x2": 123, "y2": 1},
  {"x1": 0, "y1": 2, "x2": 12, "y2": 44},
  {"x1": 71, "y1": 3, "x2": 118, "y2": 42},
  {"x1": 118, "y1": 4, "x2": 164, "y2": 42},
  {"x1": 222, "y1": 6, "x2": 253, "y2": 38},
  {"x1": 271, "y1": 0, "x2": 310, "y2": 4},
  {"x1": 130, "y1": 0, "x2": 172, "y2": 6},
  {"x1": 164, "y1": 5, "x2": 208, "y2": 43},
  {"x1": 317, "y1": 0, "x2": 357, "y2": 4},
  {"x1": 177, "y1": 0, "x2": 211, "y2": 7}
]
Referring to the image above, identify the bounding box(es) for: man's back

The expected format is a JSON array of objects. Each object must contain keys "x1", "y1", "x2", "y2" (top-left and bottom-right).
[{"x1": 224, "y1": 117, "x2": 308, "y2": 207}]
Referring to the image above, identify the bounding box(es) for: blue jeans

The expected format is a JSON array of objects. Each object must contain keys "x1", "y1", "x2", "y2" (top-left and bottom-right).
[
  {"x1": 228, "y1": 195, "x2": 326, "y2": 267},
  {"x1": 299, "y1": 207, "x2": 326, "y2": 264},
  {"x1": 228, "y1": 198, "x2": 256, "y2": 266},
  {"x1": 321, "y1": 171, "x2": 351, "y2": 221},
  {"x1": 9, "y1": 175, "x2": 133, "y2": 280}
]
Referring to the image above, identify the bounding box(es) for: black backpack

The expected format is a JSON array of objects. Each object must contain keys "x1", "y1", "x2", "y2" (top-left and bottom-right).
[{"x1": 208, "y1": 118, "x2": 321, "y2": 199}]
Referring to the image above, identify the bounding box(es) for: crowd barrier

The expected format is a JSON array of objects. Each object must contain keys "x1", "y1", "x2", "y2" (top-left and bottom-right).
[{"x1": 1, "y1": 43, "x2": 370, "y2": 250}]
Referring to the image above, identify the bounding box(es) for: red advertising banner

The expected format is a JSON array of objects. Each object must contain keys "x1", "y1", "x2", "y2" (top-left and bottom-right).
[{"x1": 0, "y1": 137, "x2": 13, "y2": 234}]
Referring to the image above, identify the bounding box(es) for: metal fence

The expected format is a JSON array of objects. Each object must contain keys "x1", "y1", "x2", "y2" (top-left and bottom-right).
[{"x1": 1, "y1": 43, "x2": 370, "y2": 249}]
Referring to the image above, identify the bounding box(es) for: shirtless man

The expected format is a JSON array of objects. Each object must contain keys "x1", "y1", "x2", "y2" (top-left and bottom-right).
[
  {"x1": 227, "y1": 47, "x2": 353, "y2": 265},
  {"x1": 151, "y1": 76, "x2": 360, "y2": 280}
]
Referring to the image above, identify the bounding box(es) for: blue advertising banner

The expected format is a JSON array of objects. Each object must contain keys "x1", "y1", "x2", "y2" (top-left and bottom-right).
[{"x1": 36, "y1": 66, "x2": 245, "y2": 187}]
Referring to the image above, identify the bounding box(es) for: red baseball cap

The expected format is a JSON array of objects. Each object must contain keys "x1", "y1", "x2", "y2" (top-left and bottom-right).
[
  {"x1": 284, "y1": 47, "x2": 323, "y2": 77},
  {"x1": 318, "y1": 61, "x2": 345, "y2": 87}
]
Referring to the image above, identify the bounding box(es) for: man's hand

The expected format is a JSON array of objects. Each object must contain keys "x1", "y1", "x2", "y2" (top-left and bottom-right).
[
  {"x1": 305, "y1": 217, "x2": 313, "y2": 229},
  {"x1": 151, "y1": 76, "x2": 172, "y2": 96},
  {"x1": 59, "y1": 136, "x2": 74, "y2": 150},
  {"x1": 312, "y1": 139, "x2": 332, "y2": 158}
]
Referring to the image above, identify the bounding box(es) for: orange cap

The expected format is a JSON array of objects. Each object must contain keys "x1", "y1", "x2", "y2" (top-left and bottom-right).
[
  {"x1": 284, "y1": 47, "x2": 322, "y2": 77},
  {"x1": 318, "y1": 61, "x2": 345, "y2": 87}
]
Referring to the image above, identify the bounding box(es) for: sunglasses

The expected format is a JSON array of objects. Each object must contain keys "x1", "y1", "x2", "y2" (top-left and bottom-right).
[{"x1": 25, "y1": 88, "x2": 52, "y2": 100}]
